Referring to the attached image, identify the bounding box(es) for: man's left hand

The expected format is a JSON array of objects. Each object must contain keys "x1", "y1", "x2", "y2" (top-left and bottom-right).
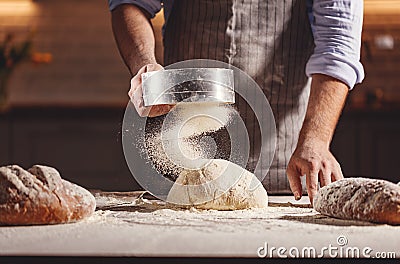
[
  {"x1": 287, "y1": 139, "x2": 343, "y2": 204},
  {"x1": 286, "y1": 74, "x2": 349, "y2": 205}
]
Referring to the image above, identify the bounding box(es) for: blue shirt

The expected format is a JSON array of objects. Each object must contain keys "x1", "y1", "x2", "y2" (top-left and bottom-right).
[{"x1": 108, "y1": 0, "x2": 364, "y2": 89}]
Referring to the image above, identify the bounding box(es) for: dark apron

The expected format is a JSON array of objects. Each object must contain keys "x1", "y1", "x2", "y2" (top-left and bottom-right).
[{"x1": 163, "y1": 0, "x2": 314, "y2": 193}]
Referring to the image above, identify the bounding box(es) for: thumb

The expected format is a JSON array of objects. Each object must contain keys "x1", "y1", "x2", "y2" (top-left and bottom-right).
[{"x1": 286, "y1": 162, "x2": 303, "y2": 200}]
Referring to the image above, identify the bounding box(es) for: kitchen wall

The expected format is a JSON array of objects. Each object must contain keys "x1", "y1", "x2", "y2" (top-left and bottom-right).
[
  {"x1": 350, "y1": 0, "x2": 400, "y2": 107},
  {"x1": 0, "y1": 0, "x2": 165, "y2": 190},
  {"x1": 1, "y1": 0, "x2": 400, "y2": 108},
  {"x1": 0, "y1": 0, "x2": 163, "y2": 107}
]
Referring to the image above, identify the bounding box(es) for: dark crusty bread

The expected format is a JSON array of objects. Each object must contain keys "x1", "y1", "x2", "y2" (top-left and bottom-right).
[
  {"x1": 0, "y1": 165, "x2": 96, "y2": 225},
  {"x1": 313, "y1": 177, "x2": 400, "y2": 225}
]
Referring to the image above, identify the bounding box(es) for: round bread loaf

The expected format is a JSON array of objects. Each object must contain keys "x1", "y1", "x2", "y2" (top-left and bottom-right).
[
  {"x1": 0, "y1": 165, "x2": 96, "y2": 225},
  {"x1": 166, "y1": 159, "x2": 268, "y2": 210},
  {"x1": 313, "y1": 177, "x2": 400, "y2": 225}
]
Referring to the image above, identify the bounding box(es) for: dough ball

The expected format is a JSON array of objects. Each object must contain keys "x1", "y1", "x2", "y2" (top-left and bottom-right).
[{"x1": 166, "y1": 159, "x2": 268, "y2": 210}]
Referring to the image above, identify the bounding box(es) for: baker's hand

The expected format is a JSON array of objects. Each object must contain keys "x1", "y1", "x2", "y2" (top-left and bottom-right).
[
  {"x1": 286, "y1": 139, "x2": 344, "y2": 205},
  {"x1": 129, "y1": 63, "x2": 175, "y2": 117}
]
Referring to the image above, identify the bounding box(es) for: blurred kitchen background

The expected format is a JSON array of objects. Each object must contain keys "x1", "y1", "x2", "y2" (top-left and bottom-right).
[{"x1": 0, "y1": 0, "x2": 399, "y2": 191}]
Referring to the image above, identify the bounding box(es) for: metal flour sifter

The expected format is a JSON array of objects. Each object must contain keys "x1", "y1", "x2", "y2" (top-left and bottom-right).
[{"x1": 141, "y1": 68, "x2": 235, "y2": 106}]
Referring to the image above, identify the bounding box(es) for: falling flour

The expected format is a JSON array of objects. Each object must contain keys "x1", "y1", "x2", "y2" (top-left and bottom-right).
[{"x1": 143, "y1": 102, "x2": 234, "y2": 179}]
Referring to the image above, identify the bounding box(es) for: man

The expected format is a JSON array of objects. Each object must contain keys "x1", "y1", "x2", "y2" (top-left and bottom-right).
[{"x1": 109, "y1": 0, "x2": 364, "y2": 204}]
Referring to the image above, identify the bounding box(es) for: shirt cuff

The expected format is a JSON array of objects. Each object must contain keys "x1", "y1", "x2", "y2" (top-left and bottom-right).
[
  {"x1": 306, "y1": 53, "x2": 365, "y2": 89},
  {"x1": 108, "y1": 0, "x2": 162, "y2": 18}
]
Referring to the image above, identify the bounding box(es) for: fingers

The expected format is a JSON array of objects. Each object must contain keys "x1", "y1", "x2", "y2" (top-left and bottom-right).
[
  {"x1": 319, "y1": 171, "x2": 330, "y2": 187},
  {"x1": 286, "y1": 161, "x2": 303, "y2": 200},
  {"x1": 306, "y1": 159, "x2": 343, "y2": 205},
  {"x1": 148, "y1": 104, "x2": 176, "y2": 117},
  {"x1": 128, "y1": 63, "x2": 171, "y2": 117},
  {"x1": 288, "y1": 143, "x2": 345, "y2": 206},
  {"x1": 331, "y1": 162, "x2": 344, "y2": 182},
  {"x1": 306, "y1": 170, "x2": 319, "y2": 205},
  {"x1": 131, "y1": 85, "x2": 150, "y2": 117},
  {"x1": 129, "y1": 65, "x2": 148, "y2": 98},
  {"x1": 319, "y1": 162, "x2": 331, "y2": 187}
]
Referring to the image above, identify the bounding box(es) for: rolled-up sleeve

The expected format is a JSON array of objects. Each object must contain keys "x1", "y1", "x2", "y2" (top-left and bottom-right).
[
  {"x1": 306, "y1": 0, "x2": 365, "y2": 89},
  {"x1": 108, "y1": 0, "x2": 162, "y2": 18}
]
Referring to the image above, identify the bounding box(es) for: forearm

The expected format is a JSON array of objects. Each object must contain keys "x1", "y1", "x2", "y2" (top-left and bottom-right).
[
  {"x1": 298, "y1": 74, "x2": 348, "y2": 148},
  {"x1": 288, "y1": 0, "x2": 362, "y2": 202},
  {"x1": 111, "y1": 4, "x2": 157, "y2": 75}
]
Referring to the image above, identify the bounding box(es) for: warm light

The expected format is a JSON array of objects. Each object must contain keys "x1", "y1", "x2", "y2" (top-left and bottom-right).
[
  {"x1": 0, "y1": 1, "x2": 38, "y2": 16},
  {"x1": 151, "y1": 8, "x2": 164, "y2": 26},
  {"x1": 364, "y1": 0, "x2": 400, "y2": 14}
]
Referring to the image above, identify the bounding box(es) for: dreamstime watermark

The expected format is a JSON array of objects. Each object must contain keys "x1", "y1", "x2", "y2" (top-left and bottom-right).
[{"x1": 257, "y1": 235, "x2": 397, "y2": 258}]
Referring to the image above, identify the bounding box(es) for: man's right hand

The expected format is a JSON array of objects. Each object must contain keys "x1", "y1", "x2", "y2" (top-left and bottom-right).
[{"x1": 129, "y1": 63, "x2": 175, "y2": 117}]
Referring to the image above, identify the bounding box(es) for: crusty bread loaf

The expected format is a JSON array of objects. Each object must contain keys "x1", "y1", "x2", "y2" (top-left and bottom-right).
[
  {"x1": 0, "y1": 165, "x2": 96, "y2": 225},
  {"x1": 313, "y1": 177, "x2": 400, "y2": 225}
]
